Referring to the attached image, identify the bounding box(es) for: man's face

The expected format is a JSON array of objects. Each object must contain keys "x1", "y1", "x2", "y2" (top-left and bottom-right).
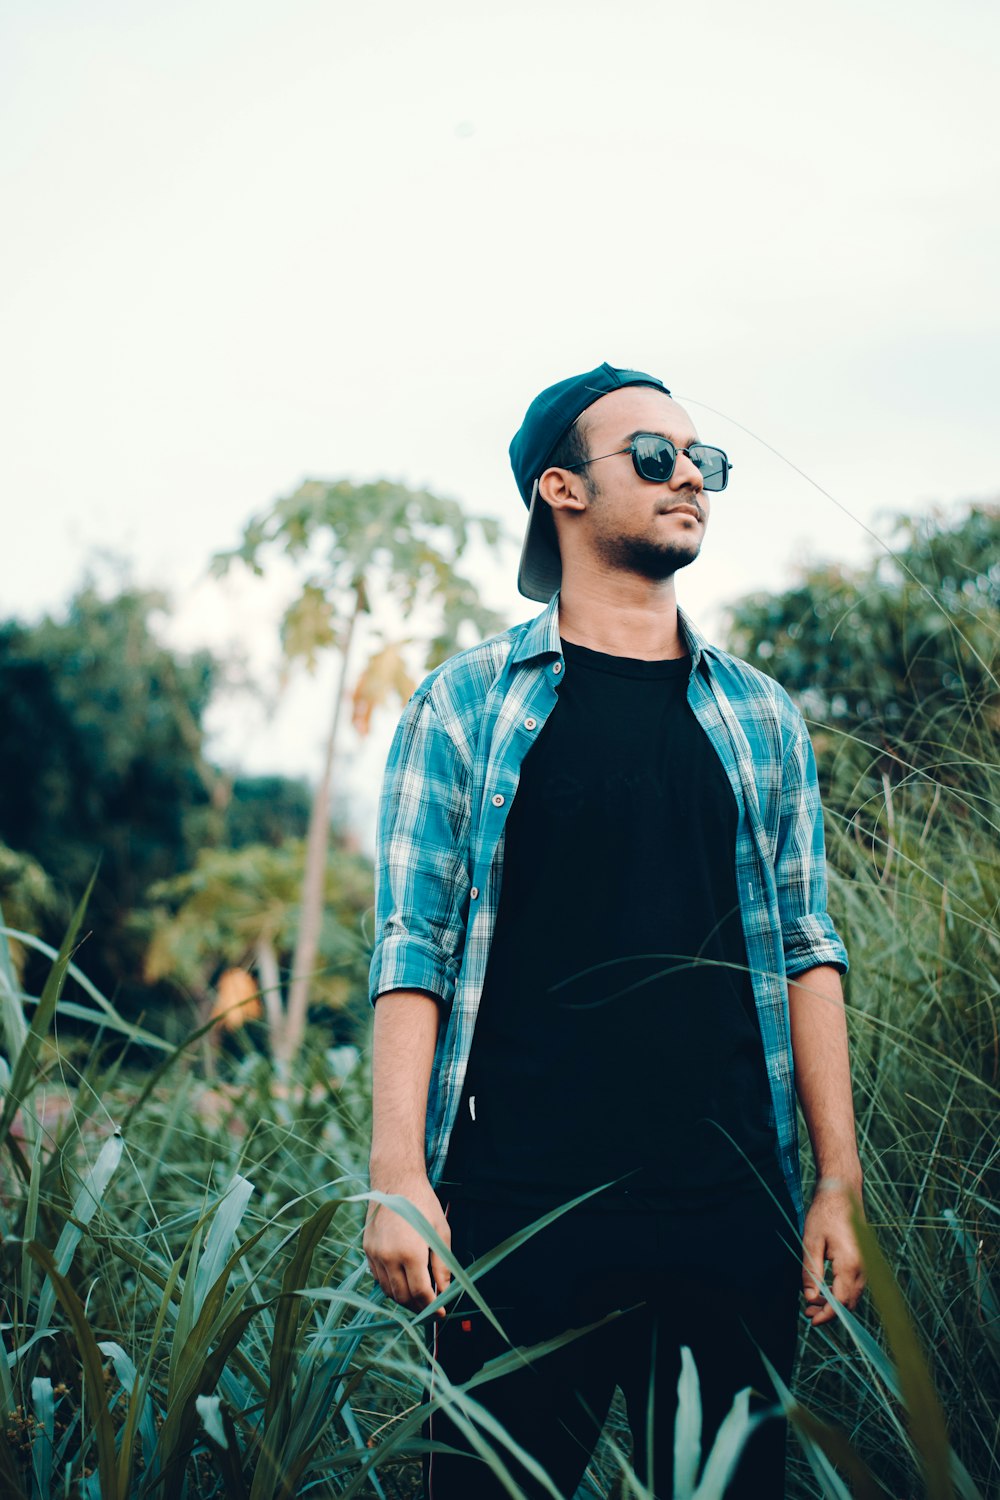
[{"x1": 572, "y1": 387, "x2": 710, "y2": 583}]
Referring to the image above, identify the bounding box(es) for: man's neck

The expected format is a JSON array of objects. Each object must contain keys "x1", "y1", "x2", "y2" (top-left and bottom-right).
[{"x1": 557, "y1": 573, "x2": 688, "y2": 660}]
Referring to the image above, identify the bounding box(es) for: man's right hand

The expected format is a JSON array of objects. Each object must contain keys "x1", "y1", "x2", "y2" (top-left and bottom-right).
[{"x1": 363, "y1": 1172, "x2": 453, "y2": 1316}]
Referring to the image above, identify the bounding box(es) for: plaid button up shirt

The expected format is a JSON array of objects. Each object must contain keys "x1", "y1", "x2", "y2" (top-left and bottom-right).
[{"x1": 370, "y1": 595, "x2": 848, "y2": 1227}]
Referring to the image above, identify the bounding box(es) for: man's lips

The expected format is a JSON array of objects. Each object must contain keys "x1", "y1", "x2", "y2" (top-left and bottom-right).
[{"x1": 659, "y1": 502, "x2": 704, "y2": 521}]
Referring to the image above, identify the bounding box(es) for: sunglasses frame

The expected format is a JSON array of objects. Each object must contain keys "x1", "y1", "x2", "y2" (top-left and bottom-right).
[{"x1": 564, "y1": 432, "x2": 733, "y2": 492}]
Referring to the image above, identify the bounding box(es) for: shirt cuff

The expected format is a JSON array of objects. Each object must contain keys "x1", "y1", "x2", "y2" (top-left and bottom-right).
[
  {"x1": 782, "y1": 913, "x2": 849, "y2": 977},
  {"x1": 369, "y1": 934, "x2": 457, "y2": 1008}
]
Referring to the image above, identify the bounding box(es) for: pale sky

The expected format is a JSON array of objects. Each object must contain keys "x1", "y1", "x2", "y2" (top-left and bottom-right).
[{"x1": 2, "y1": 0, "x2": 997, "y2": 832}]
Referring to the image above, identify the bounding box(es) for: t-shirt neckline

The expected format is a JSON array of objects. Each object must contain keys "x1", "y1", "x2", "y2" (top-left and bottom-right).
[{"x1": 560, "y1": 637, "x2": 692, "y2": 681}]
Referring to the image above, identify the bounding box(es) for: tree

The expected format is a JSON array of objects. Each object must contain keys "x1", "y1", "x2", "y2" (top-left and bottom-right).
[
  {"x1": 0, "y1": 584, "x2": 222, "y2": 1011},
  {"x1": 723, "y1": 504, "x2": 1000, "y2": 811},
  {"x1": 0, "y1": 582, "x2": 323, "y2": 1024},
  {"x1": 212, "y1": 479, "x2": 506, "y2": 1066}
]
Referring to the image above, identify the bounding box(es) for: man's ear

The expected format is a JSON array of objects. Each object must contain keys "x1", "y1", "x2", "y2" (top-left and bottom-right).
[{"x1": 538, "y1": 466, "x2": 589, "y2": 514}]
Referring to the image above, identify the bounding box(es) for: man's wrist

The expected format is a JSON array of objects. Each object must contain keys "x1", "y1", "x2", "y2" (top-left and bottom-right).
[
  {"x1": 812, "y1": 1162, "x2": 864, "y2": 1197},
  {"x1": 368, "y1": 1157, "x2": 430, "y2": 1188}
]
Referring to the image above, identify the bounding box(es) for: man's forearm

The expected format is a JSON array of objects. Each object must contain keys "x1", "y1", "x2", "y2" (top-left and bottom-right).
[
  {"x1": 788, "y1": 964, "x2": 863, "y2": 1189},
  {"x1": 365, "y1": 989, "x2": 453, "y2": 1313},
  {"x1": 789, "y1": 963, "x2": 866, "y2": 1322},
  {"x1": 369, "y1": 989, "x2": 442, "y2": 1182}
]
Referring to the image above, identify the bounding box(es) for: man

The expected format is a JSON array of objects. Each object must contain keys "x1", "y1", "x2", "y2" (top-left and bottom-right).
[{"x1": 364, "y1": 362, "x2": 865, "y2": 1498}]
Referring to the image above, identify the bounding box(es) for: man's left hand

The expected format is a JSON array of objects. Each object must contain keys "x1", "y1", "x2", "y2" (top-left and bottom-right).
[{"x1": 801, "y1": 1181, "x2": 866, "y2": 1327}]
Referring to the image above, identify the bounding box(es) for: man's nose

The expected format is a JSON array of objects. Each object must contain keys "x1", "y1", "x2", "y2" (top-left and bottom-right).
[{"x1": 671, "y1": 449, "x2": 704, "y2": 491}]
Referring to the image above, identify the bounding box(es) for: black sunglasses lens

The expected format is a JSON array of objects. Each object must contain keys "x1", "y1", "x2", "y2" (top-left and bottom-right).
[
  {"x1": 632, "y1": 435, "x2": 677, "y2": 483},
  {"x1": 688, "y1": 445, "x2": 729, "y2": 491}
]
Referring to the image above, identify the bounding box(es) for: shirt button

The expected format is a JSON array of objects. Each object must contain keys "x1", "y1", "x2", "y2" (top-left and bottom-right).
[
  {"x1": 470, "y1": 886, "x2": 479, "y2": 900},
  {"x1": 552, "y1": 662, "x2": 562, "y2": 674},
  {"x1": 492, "y1": 793, "x2": 505, "y2": 807},
  {"x1": 524, "y1": 717, "x2": 537, "y2": 730}
]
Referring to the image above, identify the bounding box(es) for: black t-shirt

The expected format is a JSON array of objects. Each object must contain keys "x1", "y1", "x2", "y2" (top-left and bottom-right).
[{"x1": 444, "y1": 639, "x2": 787, "y2": 1212}]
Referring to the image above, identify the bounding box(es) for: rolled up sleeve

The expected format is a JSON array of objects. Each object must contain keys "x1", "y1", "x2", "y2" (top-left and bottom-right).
[
  {"x1": 775, "y1": 715, "x2": 849, "y2": 977},
  {"x1": 369, "y1": 687, "x2": 472, "y2": 1008}
]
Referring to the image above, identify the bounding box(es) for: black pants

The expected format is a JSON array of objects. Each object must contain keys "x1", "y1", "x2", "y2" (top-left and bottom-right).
[{"x1": 424, "y1": 1194, "x2": 801, "y2": 1500}]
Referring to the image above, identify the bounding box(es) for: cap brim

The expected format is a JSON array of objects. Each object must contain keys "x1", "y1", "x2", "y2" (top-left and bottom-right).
[{"x1": 517, "y1": 481, "x2": 562, "y2": 602}]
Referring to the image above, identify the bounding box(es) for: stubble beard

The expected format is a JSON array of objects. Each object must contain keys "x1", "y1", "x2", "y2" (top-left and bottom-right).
[{"x1": 594, "y1": 530, "x2": 703, "y2": 582}]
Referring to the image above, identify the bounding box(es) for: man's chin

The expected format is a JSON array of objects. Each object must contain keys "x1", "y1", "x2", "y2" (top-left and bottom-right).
[{"x1": 605, "y1": 538, "x2": 702, "y2": 581}]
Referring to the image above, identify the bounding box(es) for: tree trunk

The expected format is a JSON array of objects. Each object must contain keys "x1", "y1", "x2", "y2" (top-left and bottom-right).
[
  {"x1": 277, "y1": 587, "x2": 361, "y2": 1066},
  {"x1": 255, "y1": 935, "x2": 286, "y2": 1049}
]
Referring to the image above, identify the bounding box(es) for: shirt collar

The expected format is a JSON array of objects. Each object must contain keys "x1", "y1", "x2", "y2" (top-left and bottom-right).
[
  {"x1": 677, "y1": 605, "x2": 713, "y2": 676},
  {"x1": 512, "y1": 593, "x2": 715, "y2": 677},
  {"x1": 511, "y1": 592, "x2": 562, "y2": 664}
]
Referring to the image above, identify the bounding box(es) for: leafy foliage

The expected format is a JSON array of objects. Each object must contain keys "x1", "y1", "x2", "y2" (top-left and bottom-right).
[
  {"x1": 0, "y1": 585, "x2": 331, "y2": 1033},
  {"x1": 141, "y1": 837, "x2": 373, "y2": 1045},
  {"x1": 724, "y1": 504, "x2": 1000, "y2": 808},
  {"x1": 213, "y1": 475, "x2": 507, "y2": 682},
  {"x1": 0, "y1": 586, "x2": 219, "y2": 1010}
]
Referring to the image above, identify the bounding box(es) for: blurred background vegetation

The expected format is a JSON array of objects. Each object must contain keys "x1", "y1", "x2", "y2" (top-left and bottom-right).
[{"x1": 0, "y1": 492, "x2": 997, "y2": 1496}]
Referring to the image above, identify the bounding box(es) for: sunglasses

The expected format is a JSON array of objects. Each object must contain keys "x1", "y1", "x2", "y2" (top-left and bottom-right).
[{"x1": 565, "y1": 432, "x2": 732, "y2": 492}]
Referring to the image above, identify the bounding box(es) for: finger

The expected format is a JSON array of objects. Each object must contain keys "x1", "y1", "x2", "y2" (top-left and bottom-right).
[
  {"x1": 385, "y1": 1262, "x2": 418, "y2": 1308},
  {"x1": 831, "y1": 1258, "x2": 866, "y2": 1311},
  {"x1": 429, "y1": 1248, "x2": 453, "y2": 1319},
  {"x1": 806, "y1": 1299, "x2": 837, "y2": 1327},
  {"x1": 400, "y1": 1254, "x2": 436, "y2": 1312},
  {"x1": 368, "y1": 1255, "x2": 395, "y2": 1301},
  {"x1": 801, "y1": 1236, "x2": 827, "y2": 1304},
  {"x1": 430, "y1": 1248, "x2": 452, "y2": 1292},
  {"x1": 368, "y1": 1252, "x2": 413, "y2": 1310}
]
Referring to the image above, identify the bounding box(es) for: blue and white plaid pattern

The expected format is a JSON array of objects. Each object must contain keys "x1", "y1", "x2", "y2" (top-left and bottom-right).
[{"x1": 370, "y1": 595, "x2": 848, "y2": 1227}]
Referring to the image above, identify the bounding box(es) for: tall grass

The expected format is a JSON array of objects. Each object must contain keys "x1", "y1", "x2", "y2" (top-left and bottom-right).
[
  {"x1": 783, "y1": 710, "x2": 1000, "y2": 1497},
  {"x1": 1, "y1": 722, "x2": 997, "y2": 1494}
]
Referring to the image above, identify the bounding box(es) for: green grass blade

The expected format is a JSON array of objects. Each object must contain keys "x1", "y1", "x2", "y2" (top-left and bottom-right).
[
  {"x1": 852, "y1": 1205, "x2": 957, "y2": 1500},
  {"x1": 36, "y1": 1129, "x2": 124, "y2": 1333},
  {"x1": 27, "y1": 1241, "x2": 119, "y2": 1500},
  {"x1": 691, "y1": 1388, "x2": 755, "y2": 1500},
  {"x1": 942, "y1": 1208, "x2": 1000, "y2": 1357},
  {"x1": 121, "y1": 1244, "x2": 190, "y2": 1497},
  {"x1": 201, "y1": 1399, "x2": 249, "y2": 1500},
  {"x1": 0, "y1": 873, "x2": 96, "y2": 1153},
  {"x1": 264, "y1": 1199, "x2": 343, "y2": 1430},
  {"x1": 170, "y1": 1214, "x2": 272, "y2": 1417},
  {"x1": 191, "y1": 1175, "x2": 254, "y2": 1318},
  {"x1": 0, "y1": 924, "x2": 173, "y2": 1053},
  {"x1": 19, "y1": 995, "x2": 173, "y2": 1045},
  {"x1": 98, "y1": 1340, "x2": 159, "y2": 1494},
  {"x1": 673, "y1": 1344, "x2": 702, "y2": 1499},
  {"x1": 19, "y1": 1126, "x2": 45, "y2": 1348},
  {"x1": 151, "y1": 1302, "x2": 262, "y2": 1500},
  {"x1": 0, "y1": 1317, "x2": 14, "y2": 1426},
  {"x1": 168, "y1": 1219, "x2": 273, "y2": 1408},
  {"x1": 0, "y1": 902, "x2": 29, "y2": 1068},
  {"x1": 30, "y1": 1375, "x2": 55, "y2": 1499},
  {"x1": 761, "y1": 1345, "x2": 893, "y2": 1499},
  {"x1": 170, "y1": 1219, "x2": 207, "y2": 1390}
]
